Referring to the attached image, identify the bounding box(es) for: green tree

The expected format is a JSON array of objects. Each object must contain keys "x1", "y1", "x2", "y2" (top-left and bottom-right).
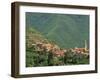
[{"x1": 48, "y1": 51, "x2": 53, "y2": 66}]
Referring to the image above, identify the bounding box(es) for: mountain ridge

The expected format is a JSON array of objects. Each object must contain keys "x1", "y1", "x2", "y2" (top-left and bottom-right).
[{"x1": 26, "y1": 12, "x2": 89, "y2": 48}]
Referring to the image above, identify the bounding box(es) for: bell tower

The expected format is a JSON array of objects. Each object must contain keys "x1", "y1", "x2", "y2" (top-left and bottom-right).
[{"x1": 85, "y1": 40, "x2": 87, "y2": 51}]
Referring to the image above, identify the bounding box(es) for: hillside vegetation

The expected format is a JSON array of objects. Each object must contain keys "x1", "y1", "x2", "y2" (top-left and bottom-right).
[
  {"x1": 26, "y1": 27, "x2": 89, "y2": 67},
  {"x1": 26, "y1": 12, "x2": 89, "y2": 48},
  {"x1": 26, "y1": 12, "x2": 89, "y2": 67}
]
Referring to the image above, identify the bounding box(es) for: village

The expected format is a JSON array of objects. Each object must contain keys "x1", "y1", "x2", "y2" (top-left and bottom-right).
[
  {"x1": 31, "y1": 40, "x2": 89, "y2": 57},
  {"x1": 26, "y1": 39, "x2": 89, "y2": 67}
]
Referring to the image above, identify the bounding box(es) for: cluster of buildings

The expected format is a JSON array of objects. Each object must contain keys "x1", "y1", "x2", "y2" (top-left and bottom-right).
[
  {"x1": 31, "y1": 40, "x2": 89, "y2": 57},
  {"x1": 32, "y1": 42, "x2": 66, "y2": 57},
  {"x1": 71, "y1": 40, "x2": 89, "y2": 54}
]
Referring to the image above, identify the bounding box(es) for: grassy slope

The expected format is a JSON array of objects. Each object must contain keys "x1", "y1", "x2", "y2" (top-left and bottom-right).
[
  {"x1": 26, "y1": 27, "x2": 49, "y2": 48},
  {"x1": 26, "y1": 12, "x2": 89, "y2": 48}
]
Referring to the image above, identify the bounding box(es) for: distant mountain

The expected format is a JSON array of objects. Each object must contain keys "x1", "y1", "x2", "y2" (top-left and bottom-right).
[{"x1": 26, "y1": 12, "x2": 89, "y2": 48}]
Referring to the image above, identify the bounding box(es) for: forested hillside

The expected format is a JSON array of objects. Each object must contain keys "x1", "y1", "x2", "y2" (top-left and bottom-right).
[
  {"x1": 26, "y1": 12, "x2": 89, "y2": 48},
  {"x1": 26, "y1": 27, "x2": 89, "y2": 67}
]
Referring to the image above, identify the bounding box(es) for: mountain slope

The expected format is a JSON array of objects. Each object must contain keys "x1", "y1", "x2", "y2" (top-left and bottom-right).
[
  {"x1": 26, "y1": 27, "x2": 49, "y2": 48},
  {"x1": 26, "y1": 12, "x2": 89, "y2": 48}
]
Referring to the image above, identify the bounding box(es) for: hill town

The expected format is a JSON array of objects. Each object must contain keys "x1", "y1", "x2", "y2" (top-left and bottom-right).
[{"x1": 31, "y1": 40, "x2": 89, "y2": 57}]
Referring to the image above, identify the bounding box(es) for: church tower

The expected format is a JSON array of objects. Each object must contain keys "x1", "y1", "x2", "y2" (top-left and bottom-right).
[{"x1": 85, "y1": 40, "x2": 87, "y2": 51}]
